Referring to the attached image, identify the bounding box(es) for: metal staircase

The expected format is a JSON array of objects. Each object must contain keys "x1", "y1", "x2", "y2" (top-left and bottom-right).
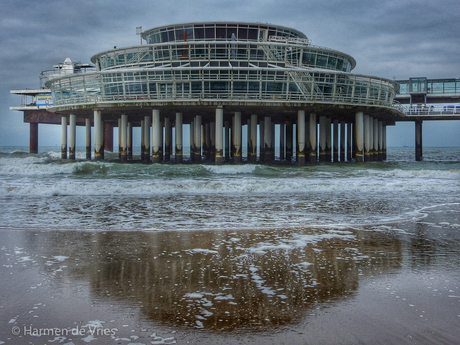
[{"x1": 261, "y1": 40, "x2": 323, "y2": 99}]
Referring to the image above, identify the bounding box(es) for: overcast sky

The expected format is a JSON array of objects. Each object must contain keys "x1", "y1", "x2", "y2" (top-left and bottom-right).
[{"x1": 1, "y1": 0, "x2": 459, "y2": 147}]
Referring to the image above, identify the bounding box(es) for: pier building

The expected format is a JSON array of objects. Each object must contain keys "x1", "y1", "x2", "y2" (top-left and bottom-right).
[{"x1": 11, "y1": 22, "x2": 406, "y2": 163}]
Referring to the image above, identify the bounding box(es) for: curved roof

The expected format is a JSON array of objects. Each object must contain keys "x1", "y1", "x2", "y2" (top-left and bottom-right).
[{"x1": 141, "y1": 21, "x2": 308, "y2": 41}]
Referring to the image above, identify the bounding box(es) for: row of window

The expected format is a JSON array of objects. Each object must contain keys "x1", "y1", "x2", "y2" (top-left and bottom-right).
[
  {"x1": 397, "y1": 80, "x2": 460, "y2": 94},
  {"x1": 51, "y1": 69, "x2": 395, "y2": 105},
  {"x1": 143, "y1": 23, "x2": 303, "y2": 44},
  {"x1": 96, "y1": 44, "x2": 353, "y2": 72}
]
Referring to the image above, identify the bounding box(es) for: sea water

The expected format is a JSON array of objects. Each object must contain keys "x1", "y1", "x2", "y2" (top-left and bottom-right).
[
  {"x1": 0, "y1": 146, "x2": 459, "y2": 231},
  {"x1": 0, "y1": 147, "x2": 459, "y2": 344}
]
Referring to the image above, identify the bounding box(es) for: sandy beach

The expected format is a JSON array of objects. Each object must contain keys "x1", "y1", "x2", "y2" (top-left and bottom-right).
[{"x1": 1, "y1": 203, "x2": 459, "y2": 344}]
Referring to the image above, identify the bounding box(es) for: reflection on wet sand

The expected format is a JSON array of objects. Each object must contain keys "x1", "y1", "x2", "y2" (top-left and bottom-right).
[{"x1": 23, "y1": 227, "x2": 403, "y2": 331}]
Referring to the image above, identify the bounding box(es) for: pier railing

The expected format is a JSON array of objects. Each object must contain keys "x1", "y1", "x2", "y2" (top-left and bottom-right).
[{"x1": 47, "y1": 67, "x2": 398, "y2": 111}]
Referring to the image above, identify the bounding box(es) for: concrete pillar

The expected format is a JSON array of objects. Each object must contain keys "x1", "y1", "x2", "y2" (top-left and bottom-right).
[
  {"x1": 215, "y1": 107, "x2": 224, "y2": 165},
  {"x1": 347, "y1": 122, "x2": 352, "y2": 161},
  {"x1": 279, "y1": 122, "x2": 285, "y2": 161},
  {"x1": 120, "y1": 114, "x2": 128, "y2": 162},
  {"x1": 206, "y1": 122, "x2": 212, "y2": 160},
  {"x1": 309, "y1": 113, "x2": 317, "y2": 163},
  {"x1": 286, "y1": 120, "x2": 293, "y2": 162},
  {"x1": 190, "y1": 120, "x2": 195, "y2": 162},
  {"x1": 326, "y1": 118, "x2": 332, "y2": 162},
  {"x1": 29, "y1": 123, "x2": 38, "y2": 154},
  {"x1": 333, "y1": 119, "x2": 339, "y2": 162},
  {"x1": 152, "y1": 109, "x2": 161, "y2": 163},
  {"x1": 210, "y1": 121, "x2": 216, "y2": 161},
  {"x1": 175, "y1": 112, "x2": 183, "y2": 163},
  {"x1": 319, "y1": 116, "x2": 327, "y2": 162},
  {"x1": 297, "y1": 110, "x2": 306, "y2": 165},
  {"x1": 354, "y1": 111, "x2": 364, "y2": 162},
  {"x1": 368, "y1": 116, "x2": 374, "y2": 162},
  {"x1": 225, "y1": 121, "x2": 231, "y2": 161},
  {"x1": 373, "y1": 118, "x2": 379, "y2": 161},
  {"x1": 85, "y1": 118, "x2": 91, "y2": 160},
  {"x1": 61, "y1": 116, "x2": 67, "y2": 159},
  {"x1": 363, "y1": 115, "x2": 371, "y2": 162},
  {"x1": 143, "y1": 115, "x2": 151, "y2": 162},
  {"x1": 194, "y1": 115, "x2": 202, "y2": 163},
  {"x1": 164, "y1": 117, "x2": 172, "y2": 162},
  {"x1": 127, "y1": 121, "x2": 133, "y2": 160},
  {"x1": 383, "y1": 125, "x2": 387, "y2": 160},
  {"x1": 340, "y1": 121, "x2": 346, "y2": 162},
  {"x1": 378, "y1": 121, "x2": 383, "y2": 161},
  {"x1": 415, "y1": 120, "x2": 423, "y2": 161},
  {"x1": 233, "y1": 112, "x2": 242, "y2": 164},
  {"x1": 69, "y1": 114, "x2": 76, "y2": 160},
  {"x1": 103, "y1": 122, "x2": 113, "y2": 153},
  {"x1": 264, "y1": 116, "x2": 272, "y2": 162},
  {"x1": 259, "y1": 120, "x2": 265, "y2": 162},
  {"x1": 118, "y1": 118, "x2": 121, "y2": 159},
  {"x1": 249, "y1": 115, "x2": 257, "y2": 163},
  {"x1": 141, "y1": 120, "x2": 145, "y2": 161},
  {"x1": 94, "y1": 110, "x2": 103, "y2": 160}
]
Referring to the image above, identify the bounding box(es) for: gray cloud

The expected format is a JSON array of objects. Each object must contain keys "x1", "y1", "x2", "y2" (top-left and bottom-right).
[{"x1": 1, "y1": 0, "x2": 459, "y2": 146}]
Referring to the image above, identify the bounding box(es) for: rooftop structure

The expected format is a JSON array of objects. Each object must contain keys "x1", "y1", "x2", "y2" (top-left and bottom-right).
[{"x1": 12, "y1": 21, "x2": 406, "y2": 163}]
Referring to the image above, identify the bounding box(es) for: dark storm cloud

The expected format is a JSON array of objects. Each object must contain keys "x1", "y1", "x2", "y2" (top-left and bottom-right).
[{"x1": 1, "y1": 0, "x2": 459, "y2": 146}]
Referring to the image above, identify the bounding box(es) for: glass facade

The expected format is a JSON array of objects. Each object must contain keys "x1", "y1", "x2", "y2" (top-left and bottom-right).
[
  {"x1": 46, "y1": 22, "x2": 397, "y2": 111},
  {"x1": 396, "y1": 78, "x2": 460, "y2": 95}
]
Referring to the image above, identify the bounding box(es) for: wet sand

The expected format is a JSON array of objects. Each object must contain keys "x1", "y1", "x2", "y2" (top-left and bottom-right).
[{"x1": 1, "y1": 204, "x2": 460, "y2": 345}]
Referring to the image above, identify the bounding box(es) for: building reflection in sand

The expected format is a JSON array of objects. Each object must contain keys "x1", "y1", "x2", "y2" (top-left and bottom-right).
[{"x1": 25, "y1": 228, "x2": 403, "y2": 331}]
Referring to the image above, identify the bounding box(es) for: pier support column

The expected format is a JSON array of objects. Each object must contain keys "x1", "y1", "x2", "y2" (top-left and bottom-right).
[
  {"x1": 206, "y1": 123, "x2": 212, "y2": 160},
  {"x1": 61, "y1": 116, "x2": 67, "y2": 159},
  {"x1": 175, "y1": 112, "x2": 183, "y2": 163},
  {"x1": 264, "y1": 116, "x2": 273, "y2": 163},
  {"x1": 103, "y1": 122, "x2": 113, "y2": 153},
  {"x1": 326, "y1": 118, "x2": 332, "y2": 162},
  {"x1": 249, "y1": 115, "x2": 257, "y2": 163},
  {"x1": 164, "y1": 117, "x2": 172, "y2": 162},
  {"x1": 319, "y1": 116, "x2": 327, "y2": 162},
  {"x1": 286, "y1": 121, "x2": 293, "y2": 162},
  {"x1": 152, "y1": 109, "x2": 161, "y2": 163},
  {"x1": 354, "y1": 111, "x2": 364, "y2": 162},
  {"x1": 29, "y1": 123, "x2": 38, "y2": 154},
  {"x1": 347, "y1": 122, "x2": 352, "y2": 161},
  {"x1": 120, "y1": 114, "x2": 128, "y2": 162},
  {"x1": 190, "y1": 121, "x2": 195, "y2": 162},
  {"x1": 415, "y1": 120, "x2": 423, "y2": 161},
  {"x1": 141, "y1": 120, "x2": 145, "y2": 161},
  {"x1": 363, "y1": 115, "x2": 371, "y2": 162},
  {"x1": 85, "y1": 118, "x2": 91, "y2": 160},
  {"x1": 143, "y1": 115, "x2": 151, "y2": 162},
  {"x1": 210, "y1": 121, "x2": 216, "y2": 161},
  {"x1": 69, "y1": 114, "x2": 76, "y2": 160},
  {"x1": 297, "y1": 110, "x2": 306, "y2": 165},
  {"x1": 259, "y1": 120, "x2": 265, "y2": 162},
  {"x1": 225, "y1": 121, "x2": 231, "y2": 161},
  {"x1": 373, "y1": 118, "x2": 379, "y2": 162},
  {"x1": 368, "y1": 116, "x2": 374, "y2": 162},
  {"x1": 280, "y1": 122, "x2": 285, "y2": 161},
  {"x1": 127, "y1": 121, "x2": 133, "y2": 160},
  {"x1": 383, "y1": 125, "x2": 387, "y2": 160},
  {"x1": 215, "y1": 107, "x2": 224, "y2": 165},
  {"x1": 94, "y1": 110, "x2": 103, "y2": 160},
  {"x1": 194, "y1": 115, "x2": 202, "y2": 163},
  {"x1": 333, "y1": 119, "x2": 339, "y2": 162},
  {"x1": 233, "y1": 112, "x2": 242, "y2": 164},
  {"x1": 378, "y1": 121, "x2": 383, "y2": 161},
  {"x1": 340, "y1": 121, "x2": 346, "y2": 162},
  {"x1": 309, "y1": 113, "x2": 317, "y2": 163}
]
